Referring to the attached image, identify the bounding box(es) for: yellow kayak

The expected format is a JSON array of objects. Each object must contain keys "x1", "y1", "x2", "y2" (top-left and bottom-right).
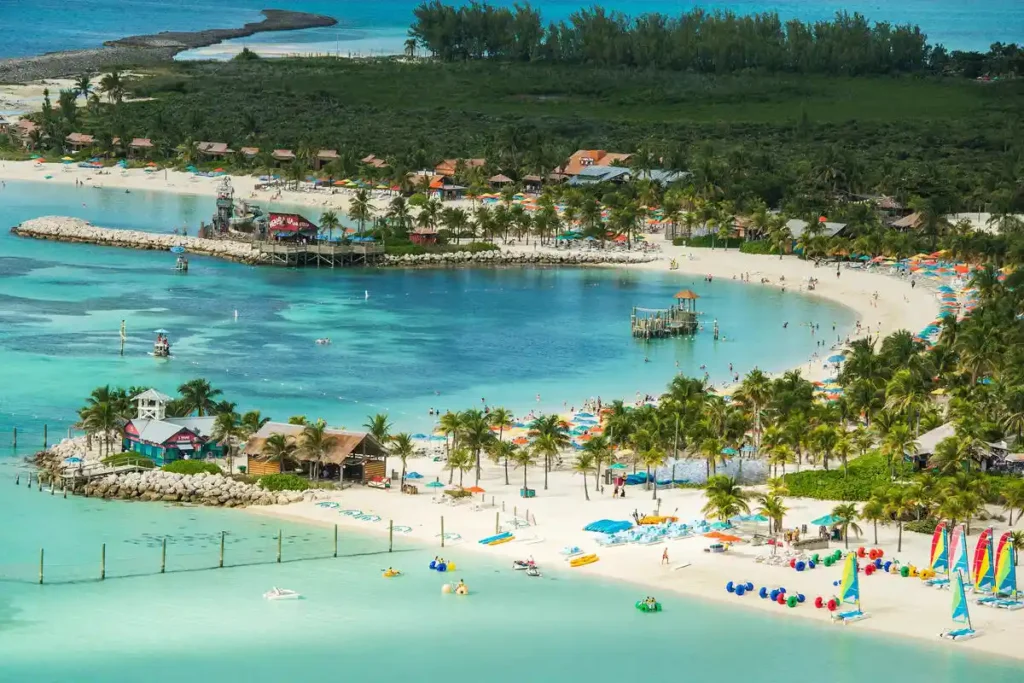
[
  {"x1": 488, "y1": 536, "x2": 514, "y2": 545},
  {"x1": 570, "y1": 554, "x2": 599, "y2": 567}
]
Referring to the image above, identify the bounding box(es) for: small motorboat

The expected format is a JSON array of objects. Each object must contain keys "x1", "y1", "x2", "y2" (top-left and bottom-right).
[
  {"x1": 263, "y1": 587, "x2": 301, "y2": 600},
  {"x1": 512, "y1": 559, "x2": 536, "y2": 571},
  {"x1": 150, "y1": 331, "x2": 172, "y2": 359},
  {"x1": 315, "y1": 338, "x2": 331, "y2": 345},
  {"x1": 525, "y1": 567, "x2": 542, "y2": 578}
]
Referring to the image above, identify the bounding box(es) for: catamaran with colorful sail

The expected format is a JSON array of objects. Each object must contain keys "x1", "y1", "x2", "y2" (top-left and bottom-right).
[
  {"x1": 936, "y1": 523, "x2": 971, "y2": 591},
  {"x1": 831, "y1": 553, "x2": 868, "y2": 624},
  {"x1": 940, "y1": 570, "x2": 979, "y2": 641},
  {"x1": 977, "y1": 531, "x2": 1023, "y2": 610},
  {"x1": 924, "y1": 522, "x2": 950, "y2": 588},
  {"x1": 973, "y1": 527, "x2": 996, "y2": 594}
]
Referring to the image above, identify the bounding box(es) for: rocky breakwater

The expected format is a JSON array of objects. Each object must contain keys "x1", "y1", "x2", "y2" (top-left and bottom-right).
[
  {"x1": 82, "y1": 470, "x2": 311, "y2": 507},
  {"x1": 12, "y1": 216, "x2": 265, "y2": 264},
  {"x1": 382, "y1": 249, "x2": 659, "y2": 267}
]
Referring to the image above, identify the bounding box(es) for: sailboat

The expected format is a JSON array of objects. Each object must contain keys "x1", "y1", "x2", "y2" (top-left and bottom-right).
[
  {"x1": 831, "y1": 553, "x2": 868, "y2": 623},
  {"x1": 939, "y1": 523, "x2": 971, "y2": 590},
  {"x1": 940, "y1": 570, "x2": 978, "y2": 641},
  {"x1": 978, "y1": 531, "x2": 1023, "y2": 610},
  {"x1": 924, "y1": 522, "x2": 950, "y2": 587},
  {"x1": 973, "y1": 527, "x2": 996, "y2": 594}
]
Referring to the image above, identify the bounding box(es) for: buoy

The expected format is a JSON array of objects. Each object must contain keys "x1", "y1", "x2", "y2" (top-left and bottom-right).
[
  {"x1": 441, "y1": 584, "x2": 452, "y2": 594},
  {"x1": 726, "y1": 581, "x2": 735, "y2": 593},
  {"x1": 759, "y1": 587, "x2": 768, "y2": 599},
  {"x1": 735, "y1": 585, "x2": 746, "y2": 596},
  {"x1": 797, "y1": 594, "x2": 805, "y2": 603},
  {"x1": 827, "y1": 599, "x2": 837, "y2": 611},
  {"x1": 814, "y1": 596, "x2": 824, "y2": 608},
  {"x1": 776, "y1": 594, "x2": 786, "y2": 605},
  {"x1": 787, "y1": 595, "x2": 798, "y2": 608}
]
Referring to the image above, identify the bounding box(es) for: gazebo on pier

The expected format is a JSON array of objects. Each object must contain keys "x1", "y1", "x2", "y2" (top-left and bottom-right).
[{"x1": 630, "y1": 289, "x2": 700, "y2": 338}]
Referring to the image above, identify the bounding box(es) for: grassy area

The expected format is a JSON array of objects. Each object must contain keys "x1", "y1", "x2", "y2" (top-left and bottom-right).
[{"x1": 782, "y1": 452, "x2": 900, "y2": 501}]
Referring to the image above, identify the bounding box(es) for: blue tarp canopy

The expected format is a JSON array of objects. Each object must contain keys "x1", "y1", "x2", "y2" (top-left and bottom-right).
[
  {"x1": 827, "y1": 355, "x2": 845, "y2": 363},
  {"x1": 810, "y1": 514, "x2": 841, "y2": 526},
  {"x1": 583, "y1": 519, "x2": 633, "y2": 534},
  {"x1": 731, "y1": 514, "x2": 769, "y2": 523}
]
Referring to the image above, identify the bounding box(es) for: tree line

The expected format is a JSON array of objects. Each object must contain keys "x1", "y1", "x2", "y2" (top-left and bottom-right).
[{"x1": 409, "y1": 2, "x2": 1021, "y2": 77}]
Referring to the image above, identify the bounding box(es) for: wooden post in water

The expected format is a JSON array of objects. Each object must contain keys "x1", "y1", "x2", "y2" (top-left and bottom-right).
[
  {"x1": 38, "y1": 548, "x2": 44, "y2": 585},
  {"x1": 219, "y1": 531, "x2": 225, "y2": 569},
  {"x1": 100, "y1": 543, "x2": 106, "y2": 580},
  {"x1": 389, "y1": 519, "x2": 393, "y2": 552},
  {"x1": 43, "y1": 424, "x2": 47, "y2": 450},
  {"x1": 12, "y1": 427, "x2": 16, "y2": 448},
  {"x1": 161, "y1": 538, "x2": 167, "y2": 574},
  {"x1": 277, "y1": 530, "x2": 282, "y2": 563},
  {"x1": 502, "y1": 500, "x2": 505, "y2": 512},
  {"x1": 333, "y1": 524, "x2": 338, "y2": 558},
  {"x1": 440, "y1": 516, "x2": 445, "y2": 548},
  {"x1": 14, "y1": 474, "x2": 18, "y2": 486}
]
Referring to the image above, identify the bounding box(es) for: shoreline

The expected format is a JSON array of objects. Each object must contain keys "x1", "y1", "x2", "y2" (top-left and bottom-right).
[{"x1": 0, "y1": 10, "x2": 338, "y2": 83}]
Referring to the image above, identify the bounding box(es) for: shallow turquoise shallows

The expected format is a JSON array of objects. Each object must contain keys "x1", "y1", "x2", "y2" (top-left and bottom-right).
[
  {"x1": 0, "y1": 0, "x2": 1021, "y2": 61},
  {"x1": 0, "y1": 180, "x2": 856, "y2": 437},
  {"x1": 0, "y1": 481, "x2": 1022, "y2": 683}
]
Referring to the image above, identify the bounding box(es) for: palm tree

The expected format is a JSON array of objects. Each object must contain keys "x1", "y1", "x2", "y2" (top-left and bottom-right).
[
  {"x1": 390, "y1": 433, "x2": 415, "y2": 488},
  {"x1": 641, "y1": 447, "x2": 667, "y2": 500},
  {"x1": 767, "y1": 444, "x2": 795, "y2": 477},
  {"x1": 831, "y1": 503, "x2": 862, "y2": 549},
  {"x1": 211, "y1": 411, "x2": 245, "y2": 474},
  {"x1": 81, "y1": 401, "x2": 118, "y2": 457},
  {"x1": 459, "y1": 409, "x2": 494, "y2": 484},
  {"x1": 74, "y1": 74, "x2": 93, "y2": 101},
  {"x1": 573, "y1": 452, "x2": 595, "y2": 501},
  {"x1": 883, "y1": 488, "x2": 915, "y2": 552},
  {"x1": 486, "y1": 439, "x2": 516, "y2": 486},
  {"x1": 438, "y1": 411, "x2": 462, "y2": 463},
  {"x1": 240, "y1": 410, "x2": 270, "y2": 434},
  {"x1": 1010, "y1": 531, "x2": 1024, "y2": 565},
  {"x1": 582, "y1": 435, "x2": 612, "y2": 492},
  {"x1": 446, "y1": 447, "x2": 473, "y2": 487},
  {"x1": 834, "y1": 437, "x2": 853, "y2": 478},
  {"x1": 99, "y1": 69, "x2": 125, "y2": 103},
  {"x1": 531, "y1": 433, "x2": 560, "y2": 491},
  {"x1": 757, "y1": 493, "x2": 788, "y2": 534},
  {"x1": 860, "y1": 495, "x2": 887, "y2": 545},
  {"x1": 931, "y1": 436, "x2": 973, "y2": 475},
  {"x1": 1002, "y1": 480, "x2": 1024, "y2": 526},
  {"x1": 262, "y1": 432, "x2": 297, "y2": 472},
  {"x1": 880, "y1": 424, "x2": 917, "y2": 480},
  {"x1": 403, "y1": 37, "x2": 417, "y2": 58},
  {"x1": 300, "y1": 419, "x2": 337, "y2": 481},
  {"x1": 702, "y1": 475, "x2": 750, "y2": 520},
  {"x1": 177, "y1": 379, "x2": 222, "y2": 417},
  {"x1": 529, "y1": 414, "x2": 569, "y2": 490},
  {"x1": 349, "y1": 189, "x2": 374, "y2": 234},
  {"x1": 510, "y1": 447, "x2": 537, "y2": 491},
  {"x1": 320, "y1": 210, "x2": 341, "y2": 242},
  {"x1": 699, "y1": 436, "x2": 725, "y2": 478}
]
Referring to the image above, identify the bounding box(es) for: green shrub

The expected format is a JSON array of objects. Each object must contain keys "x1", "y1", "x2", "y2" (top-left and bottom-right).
[
  {"x1": 385, "y1": 242, "x2": 499, "y2": 256},
  {"x1": 444, "y1": 488, "x2": 472, "y2": 498},
  {"x1": 904, "y1": 517, "x2": 939, "y2": 534},
  {"x1": 162, "y1": 460, "x2": 221, "y2": 475},
  {"x1": 258, "y1": 473, "x2": 312, "y2": 491},
  {"x1": 101, "y1": 453, "x2": 156, "y2": 469},
  {"x1": 782, "y1": 452, "x2": 904, "y2": 501},
  {"x1": 739, "y1": 240, "x2": 774, "y2": 255},
  {"x1": 675, "y1": 235, "x2": 745, "y2": 249}
]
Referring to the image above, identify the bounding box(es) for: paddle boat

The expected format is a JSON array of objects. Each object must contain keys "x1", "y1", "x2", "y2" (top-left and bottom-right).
[
  {"x1": 315, "y1": 338, "x2": 332, "y2": 345},
  {"x1": 174, "y1": 255, "x2": 189, "y2": 272},
  {"x1": 636, "y1": 598, "x2": 662, "y2": 613},
  {"x1": 560, "y1": 545, "x2": 584, "y2": 558},
  {"x1": 263, "y1": 587, "x2": 301, "y2": 600},
  {"x1": 512, "y1": 558, "x2": 537, "y2": 571}
]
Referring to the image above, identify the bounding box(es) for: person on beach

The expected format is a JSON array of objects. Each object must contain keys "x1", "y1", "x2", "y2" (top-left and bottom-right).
[{"x1": 662, "y1": 548, "x2": 669, "y2": 565}]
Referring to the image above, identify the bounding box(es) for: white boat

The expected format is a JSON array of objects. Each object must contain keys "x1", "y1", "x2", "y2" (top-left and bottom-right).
[
  {"x1": 940, "y1": 572, "x2": 979, "y2": 641},
  {"x1": 263, "y1": 587, "x2": 301, "y2": 600},
  {"x1": 831, "y1": 554, "x2": 870, "y2": 625},
  {"x1": 150, "y1": 331, "x2": 172, "y2": 359}
]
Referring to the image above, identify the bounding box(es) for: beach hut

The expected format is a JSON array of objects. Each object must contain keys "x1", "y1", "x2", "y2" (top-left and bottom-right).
[
  {"x1": 65, "y1": 132, "x2": 95, "y2": 152},
  {"x1": 240, "y1": 146, "x2": 260, "y2": 159},
  {"x1": 196, "y1": 141, "x2": 233, "y2": 160},
  {"x1": 315, "y1": 149, "x2": 339, "y2": 170},
  {"x1": 244, "y1": 421, "x2": 388, "y2": 483},
  {"x1": 361, "y1": 154, "x2": 388, "y2": 169},
  {"x1": 410, "y1": 226, "x2": 439, "y2": 245},
  {"x1": 488, "y1": 173, "x2": 514, "y2": 190},
  {"x1": 272, "y1": 149, "x2": 296, "y2": 165},
  {"x1": 128, "y1": 138, "x2": 154, "y2": 159}
]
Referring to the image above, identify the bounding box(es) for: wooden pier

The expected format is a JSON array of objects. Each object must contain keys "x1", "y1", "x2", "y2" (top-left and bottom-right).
[
  {"x1": 256, "y1": 242, "x2": 385, "y2": 267},
  {"x1": 631, "y1": 289, "x2": 699, "y2": 338}
]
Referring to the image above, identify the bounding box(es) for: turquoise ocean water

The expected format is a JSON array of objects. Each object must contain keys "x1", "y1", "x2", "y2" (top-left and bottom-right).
[
  {"x1": 0, "y1": 0, "x2": 1021, "y2": 60},
  {"x1": 0, "y1": 184, "x2": 1018, "y2": 682},
  {"x1": 0, "y1": 180, "x2": 856, "y2": 439}
]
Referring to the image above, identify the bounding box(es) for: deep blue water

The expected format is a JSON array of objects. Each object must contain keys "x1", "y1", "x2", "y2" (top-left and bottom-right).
[{"x1": 0, "y1": 0, "x2": 1020, "y2": 59}]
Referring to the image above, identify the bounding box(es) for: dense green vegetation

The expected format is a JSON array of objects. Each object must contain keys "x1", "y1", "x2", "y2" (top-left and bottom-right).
[
  {"x1": 783, "y1": 452, "x2": 901, "y2": 500},
  {"x1": 162, "y1": 460, "x2": 221, "y2": 475},
  {"x1": 100, "y1": 452, "x2": 155, "y2": 469},
  {"x1": 257, "y1": 473, "x2": 313, "y2": 492}
]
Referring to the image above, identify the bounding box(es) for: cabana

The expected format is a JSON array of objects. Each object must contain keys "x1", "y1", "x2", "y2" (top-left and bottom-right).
[
  {"x1": 244, "y1": 421, "x2": 388, "y2": 482},
  {"x1": 65, "y1": 132, "x2": 95, "y2": 152},
  {"x1": 240, "y1": 146, "x2": 260, "y2": 159},
  {"x1": 315, "y1": 149, "x2": 338, "y2": 170},
  {"x1": 272, "y1": 149, "x2": 296, "y2": 164},
  {"x1": 488, "y1": 173, "x2": 514, "y2": 189},
  {"x1": 197, "y1": 141, "x2": 233, "y2": 159},
  {"x1": 128, "y1": 138, "x2": 154, "y2": 158}
]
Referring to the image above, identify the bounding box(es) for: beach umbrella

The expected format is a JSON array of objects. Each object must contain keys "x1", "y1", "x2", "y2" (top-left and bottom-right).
[
  {"x1": 169, "y1": 246, "x2": 185, "y2": 254},
  {"x1": 609, "y1": 463, "x2": 627, "y2": 470},
  {"x1": 810, "y1": 514, "x2": 841, "y2": 526},
  {"x1": 153, "y1": 329, "x2": 169, "y2": 334},
  {"x1": 827, "y1": 355, "x2": 845, "y2": 363},
  {"x1": 937, "y1": 285, "x2": 954, "y2": 293},
  {"x1": 426, "y1": 481, "x2": 444, "y2": 488},
  {"x1": 405, "y1": 472, "x2": 423, "y2": 479},
  {"x1": 466, "y1": 486, "x2": 485, "y2": 494},
  {"x1": 721, "y1": 447, "x2": 737, "y2": 455}
]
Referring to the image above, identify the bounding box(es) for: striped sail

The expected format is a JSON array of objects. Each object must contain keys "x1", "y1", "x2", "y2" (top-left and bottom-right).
[
  {"x1": 952, "y1": 570, "x2": 971, "y2": 625},
  {"x1": 949, "y1": 524, "x2": 970, "y2": 582},
  {"x1": 974, "y1": 527, "x2": 996, "y2": 593},
  {"x1": 995, "y1": 531, "x2": 1018, "y2": 597},
  {"x1": 840, "y1": 552, "x2": 860, "y2": 606},
  {"x1": 929, "y1": 522, "x2": 949, "y2": 573}
]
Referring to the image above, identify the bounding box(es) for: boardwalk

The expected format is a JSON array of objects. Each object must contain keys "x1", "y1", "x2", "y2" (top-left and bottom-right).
[{"x1": 257, "y1": 242, "x2": 384, "y2": 267}]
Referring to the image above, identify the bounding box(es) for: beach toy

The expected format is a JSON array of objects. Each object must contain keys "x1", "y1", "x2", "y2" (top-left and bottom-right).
[
  {"x1": 726, "y1": 581, "x2": 735, "y2": 593},
  {"x1": 795, "y1": 561, "x2": 806, "y2": 572},
  {"x1": 776, "y1": 594, "x2": 786, "y2": 605},
  {"x1": 864, "y1": 564, "x2": 875, "y2": 576},
  {"x1": 789, "y1": 558, "x2": 797, "y2": 568},
  {"x1": 811, "y1": 553, "x2": 820, "y2": 564},
  {"x1": 383, "y1": 569, "x2": 401, "y2": 578},
  {"x1": 770, "y1": 589, "x2": 779, "y2": 600},
  {"x1": 797, "y1": 594, "x2": 805, "y2": 603},
  {"x1": 857, "y1": 547, "x2": 866, "y2": 558},
  {"x1": 635, "y1": 600, "x2": 662, "y2": 612},
  {"x1": 735, "y1": 585, "x2": 746, "y2": 596},
  {"x1": 787, "y1": 595, "x2": 798, "y2": 608},
  {"x1": 759, "y1": 587, "x2": 769, "y2": 599},
  {"x1": 745, "y1": 582, "x2": 753, "y2": 591},
  {"x1": 455, "y1": 583, "x2": 469, "y2": 595},
  {"x1": 808, "y1": 561, "x2": 816, "y2": 569},
  {"x1": 814, "y1": 596, "x2": 824, "y2": 608},
  {"x1": 827, "y1": 599, "x2": 838, "y2": 611},
  {"x1": 884, "y1": 561, "x2": 892, "y2": 572},
  {"x1": 900, "y1": 566, "x2": 910, "y2": 577},
  {"x1": 441, "y1": 584, "x2": 452, "y2": 594}
]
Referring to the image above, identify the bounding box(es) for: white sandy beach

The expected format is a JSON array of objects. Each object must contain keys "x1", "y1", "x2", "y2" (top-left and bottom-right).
[{"x1": 10, "y1": 160, "x2": 1015, "y2": 657}]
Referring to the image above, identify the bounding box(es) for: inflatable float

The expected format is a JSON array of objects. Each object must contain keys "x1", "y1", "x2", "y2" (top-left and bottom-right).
[
  {"x1": 383, "y1": 569, "x2": 401, "y2": 578},
  {"x1": 636, "y1": 600, "x2": 662, "y2": 612},
  {"x1": 570, "y1": 554, "x2": 599, "y2": 567},
  {"x1": 429, "y1": 560, "x2": 457, "y2": 572}
]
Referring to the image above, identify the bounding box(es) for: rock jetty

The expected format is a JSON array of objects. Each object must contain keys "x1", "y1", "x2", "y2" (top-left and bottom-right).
[
  {"x1": 13, "y1": 216, "x2": 660, "y2": 268},
  {"x1": 0, "y1": 10, "x2": 337, "y2": 82}
]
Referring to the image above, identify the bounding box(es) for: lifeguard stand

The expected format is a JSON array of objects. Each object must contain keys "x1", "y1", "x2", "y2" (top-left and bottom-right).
[{"x1": 133, "y1": 389, "x2": 173, "y2": 420}]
